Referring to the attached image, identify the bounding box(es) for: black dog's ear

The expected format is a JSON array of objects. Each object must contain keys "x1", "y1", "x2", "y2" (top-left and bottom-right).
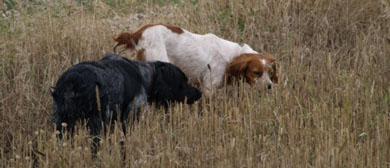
[
  {"x1": 150, "y1": 67, "x2": 170, "y2": 107},
  {"x1": 153, "y1": 65, "x2": 169, "y2": 93}
]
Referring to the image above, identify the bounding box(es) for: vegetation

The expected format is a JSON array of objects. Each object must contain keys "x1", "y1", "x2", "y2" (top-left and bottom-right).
[{"x1": 1, "y1": 0, "x2": 389, "y2": 167}]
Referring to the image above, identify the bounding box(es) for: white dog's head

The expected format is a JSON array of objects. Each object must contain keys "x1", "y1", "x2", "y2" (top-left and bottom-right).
[{"x1": 227, "y1": 53, "x2": 278, "y2": 90}]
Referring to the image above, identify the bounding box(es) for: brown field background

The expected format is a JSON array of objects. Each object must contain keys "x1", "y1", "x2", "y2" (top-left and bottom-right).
[{"x1": 1, "y1": 0, "x2": 389, "y2": 167}]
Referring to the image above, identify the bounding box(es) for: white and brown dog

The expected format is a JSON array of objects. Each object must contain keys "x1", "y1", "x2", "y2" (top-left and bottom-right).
[{"x1": 113, "y1": 24, "x2": 278, "y2": 95}]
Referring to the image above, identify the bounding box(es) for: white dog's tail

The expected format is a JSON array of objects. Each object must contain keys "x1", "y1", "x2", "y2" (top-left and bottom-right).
[{"x1": 113, "y1": 32, "x2": 137, "y2": 53}]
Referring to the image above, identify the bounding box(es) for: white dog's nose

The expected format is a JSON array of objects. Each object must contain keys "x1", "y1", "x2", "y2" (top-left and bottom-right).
[{"x1": 267, "y1": 83, "x2": 272, "y2": 90}]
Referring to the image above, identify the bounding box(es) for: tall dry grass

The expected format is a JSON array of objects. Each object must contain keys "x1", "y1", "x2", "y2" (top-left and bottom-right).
[{"x1": 1, "y1": 0, "x2": 389, "y2": 167}]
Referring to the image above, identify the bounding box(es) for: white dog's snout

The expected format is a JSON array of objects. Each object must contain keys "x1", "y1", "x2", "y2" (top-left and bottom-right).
[{"x1": 255, "y1": 72, "x2": 274, "y2": 89}]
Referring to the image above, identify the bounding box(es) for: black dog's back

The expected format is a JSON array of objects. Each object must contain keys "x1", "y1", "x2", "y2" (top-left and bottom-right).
[
  {"x1": 52, "y1": 54, "x2": 202, "y2": 153},
  {"x1": 52, "y1": 60, "x2": 144, "y2": 137}
]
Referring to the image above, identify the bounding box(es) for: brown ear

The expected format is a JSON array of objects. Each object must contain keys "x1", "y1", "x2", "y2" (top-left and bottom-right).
[
  {"x1": 271, "y1": 64, "x2": 278, "y2": 83},
  {"x1": 258, "y1": 53, "x2": 275, "y2": 63},
  {"x1": 227, "y1": 58, "x2": 249, "y2": 81},
  {"x1": 113, "y1": 32, "x2": 135, "y2": 53}
]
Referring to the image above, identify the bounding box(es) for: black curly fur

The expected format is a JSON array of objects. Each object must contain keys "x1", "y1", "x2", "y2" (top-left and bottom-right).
[{"x1": 51, "y1": 54, "x2": 201, "y2": 150}]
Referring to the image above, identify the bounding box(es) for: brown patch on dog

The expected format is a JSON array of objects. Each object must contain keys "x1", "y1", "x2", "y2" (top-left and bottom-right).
[
  {"x1": 113, "y1": 24, "x2": 155, "y2": 53},
  {"x1": 113, "y1": 32, "x2": 133, "y2": 53},
  {"x1": 226, "y1": 54, "x2": 265, "y2": 85},
  {"x1": 270, "y1": 64, "x2": 278, "y2": 83},
  {"x1": 113, "y1": 24, "x2": 183, "y2": 53},
  {"x1": 257, "y1": 53, "x2": 275, "y2": 64},
  {"x1": 136, "y1": 49, "x2": 146, "y2": 61},
  {"x1": 257, "y1": 53, "x2": 278, "y2": 83},
  {"x1": 163, "y1": 24, "x2": 184, "y2": 34}
]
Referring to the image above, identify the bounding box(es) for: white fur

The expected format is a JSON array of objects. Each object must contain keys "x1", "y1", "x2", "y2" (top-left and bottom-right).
[
  {"x1": 257, "y1": 72, "x2": 273, "y2": 88},
  {"x1": 133, "y1": 25, "x2": 264, "y2": 94},
  {"x1": 261, "y1": 59, "x2": 266, "y2": 66}
]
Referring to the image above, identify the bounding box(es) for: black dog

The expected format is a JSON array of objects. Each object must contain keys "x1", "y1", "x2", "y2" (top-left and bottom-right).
[{"x1": 51, "y1": 54, "x2": 201, "y2": 147}]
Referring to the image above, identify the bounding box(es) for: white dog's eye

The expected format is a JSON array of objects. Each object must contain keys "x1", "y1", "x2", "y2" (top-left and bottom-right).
[
  {"x1": 253, "y1": 72, "x2": 262, "y2": 76},
  {"x1": 268, "y1": 70, "x2": 274, "y2": 76}
]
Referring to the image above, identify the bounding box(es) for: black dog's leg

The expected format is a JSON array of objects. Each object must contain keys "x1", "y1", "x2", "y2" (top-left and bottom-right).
[
  {"x1": 119, "y1": 104, "x2": 142, "y2": 162},
  {"x1": 120, "y1": 113, "x2": 129, "y2": 135},
  {"x1": 119, "y1": 105, "x2": 132, "y2": 163},
  {"x1": 121, "y1": 105, "x2": 142, "y2": 135},
  {"x1": 120, "y1": 116, "x2": 127, "y2": 162},
  {"x1": 55, "y1": 123, "x2": 64, "y2": 140},
  {"x1": 87, "y1": 116, "x2": 103, "y2": 155}
]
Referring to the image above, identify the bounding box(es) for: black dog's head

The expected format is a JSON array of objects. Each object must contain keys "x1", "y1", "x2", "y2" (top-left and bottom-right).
[{"x1": 149, "y1": 61, "x2": 202, "y2": 107}]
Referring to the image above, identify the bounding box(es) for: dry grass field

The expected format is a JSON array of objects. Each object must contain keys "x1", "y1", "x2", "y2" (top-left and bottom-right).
[{"x1": 1, "y1": 0, "x2": 390, "y2": 167}]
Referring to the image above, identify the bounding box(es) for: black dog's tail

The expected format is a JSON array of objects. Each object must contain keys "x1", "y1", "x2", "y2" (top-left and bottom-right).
[{"x1": 51, "y1": 69, "x2": 98, "y2": 138}]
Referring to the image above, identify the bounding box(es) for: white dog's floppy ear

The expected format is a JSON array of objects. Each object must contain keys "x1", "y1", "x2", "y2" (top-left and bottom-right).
[
  {"x1": 227, "y1": 58, "x2": 250, "y2": 80},
  {"x1": 271, "y1": 63, "x2": 278, "y2": 83}
]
